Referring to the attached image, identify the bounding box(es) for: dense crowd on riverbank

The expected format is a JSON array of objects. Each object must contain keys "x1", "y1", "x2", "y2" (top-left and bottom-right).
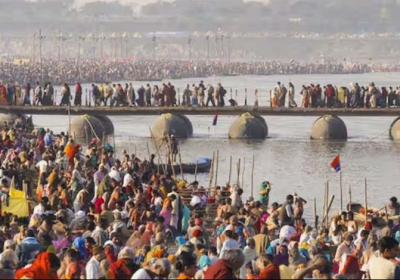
[
  {"x1": 0, "y1": 115, "x2": 399, "y2": 279},
  {"x1": 1, "y1": 58, "x2": 400, "y2": 86}
]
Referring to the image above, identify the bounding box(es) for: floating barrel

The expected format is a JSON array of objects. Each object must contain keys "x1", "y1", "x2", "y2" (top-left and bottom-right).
[
  {"x1": 389, "y1": 117, "x2": 400, "y2": 140},
  {"x1": 151, "y1": 114, "x2": 193, "y2": 139},
  {"x1": 310, "y1": 115, "x2": 347, "y2": 140},
  {"x1": 229, "y1": 112, "x2": 268, "y2": 139},
  {"x1": 71, "y1": 115, "x2": 107, "y2": 144},
  {"x1": 95, "y1": 116, "x2": 115, "y2": 135}
]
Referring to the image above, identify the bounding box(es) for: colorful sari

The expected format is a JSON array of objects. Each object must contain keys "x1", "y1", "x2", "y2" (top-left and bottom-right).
[
  {"x1": 15, "y1": 252, "x2": 59, "y2": 279},
  {"x1": 106, "y1": 258, "x2": 139, "y2": 279},
  {"x1": 159, "y1": 198, "x2": 172, "y2": 227}
]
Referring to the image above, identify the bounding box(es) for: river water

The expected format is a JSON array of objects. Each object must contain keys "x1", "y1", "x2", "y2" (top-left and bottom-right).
[{"x1": 32, "y1": 73, "x2": 400, "y2": 220}]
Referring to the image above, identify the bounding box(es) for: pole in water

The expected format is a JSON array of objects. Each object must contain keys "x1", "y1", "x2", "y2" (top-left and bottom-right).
[
  {"x1": 208, "y1": 151, "x2": 216, "y2": 193},
  {"x1": 251, "y1": 155, "x2": 255, "y2": 198},
  {"x1": 365, "y1": 178, "x2": 368, "y2": 224},
  {"x1": 349, "y1": 186, "x2": 352, "y2": 212},
  {"x1": 214, "y1": 150, "x2": 219, "y2": 187},
  {"x1": 237, "y1": 158, "x2": 241, "y2": 186},
  {"x1": 313, "y1": 198, "x2": 318, "y2": 230},
  {"x1": 340, "y1": 171, "x2": 343, "y2": 211},
  {"x1": 241, "y1": 157, "x2": 246, "y2": 188},
  {"x1": 228, "y1": 155, "x2": 232, "y2": 186},
  {"x1": 245, "y1": 88, "x2": 248, "y2": 106},
  {"x1": 194, "y1": 160, "x2": 198, "y2": 182},
  {"x1": 68, "y1": 103, "x2": 71, "y2": 136}
]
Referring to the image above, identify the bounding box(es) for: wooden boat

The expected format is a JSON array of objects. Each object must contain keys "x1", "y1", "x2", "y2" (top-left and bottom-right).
[{"x1": 157, "y1": 157, "x2": 212, "y2": 175}]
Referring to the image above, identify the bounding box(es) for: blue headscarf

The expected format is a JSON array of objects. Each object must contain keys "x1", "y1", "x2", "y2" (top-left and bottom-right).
[
  {"x1": 72, "y1": 237, "x2": 87, "y2": 259},
  {"x1": 198, "y1": 255, "x2": 211, "y2": 269}
]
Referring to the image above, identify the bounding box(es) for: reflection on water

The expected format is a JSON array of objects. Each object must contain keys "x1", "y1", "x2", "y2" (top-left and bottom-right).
[{"x1": 31, "y1": 73, "x2": 400, "y2": 220}]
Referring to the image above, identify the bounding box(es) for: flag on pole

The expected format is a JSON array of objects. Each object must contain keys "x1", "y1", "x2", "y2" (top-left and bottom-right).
[
  {"x1": 212, "y1": 113, "x2": 218, "y2": 126},
  {"x1": 330, "y1": 155, "x2": 341, "y2": 172}
]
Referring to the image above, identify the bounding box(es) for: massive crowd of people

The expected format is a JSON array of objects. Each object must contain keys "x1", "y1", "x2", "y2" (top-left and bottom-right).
[
  {"x1": 1, "y1": 58, "x2": 400, "y2": 86},
  {"x1": 0, "y1": 113, "x2": 398, "y2": 279}
]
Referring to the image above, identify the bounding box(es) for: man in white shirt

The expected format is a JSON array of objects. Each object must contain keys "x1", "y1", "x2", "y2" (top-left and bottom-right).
[
  {"x1": 190, "y1": 191, "x2": 201, "y2": 208},
  {"x1": 33, "y1": 197, "x2": 49, "y2": 216},
  {"x1": 220, "y1": 230, "x2": 240, "y2": 259},
  {"x1": 36, "y1": 159, "x2": 48, "y2": 174},
  {"x1": 86, "y1": 245, "x2": 105, "y2": 279},
  {"x1": 131, "y1": 258, "x2": 171, "y2": 279}
]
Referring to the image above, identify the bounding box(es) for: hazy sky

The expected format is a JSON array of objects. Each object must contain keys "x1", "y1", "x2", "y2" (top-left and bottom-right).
[{"x1": 70, "y1": 0, "x2": 270, "y2": 8}]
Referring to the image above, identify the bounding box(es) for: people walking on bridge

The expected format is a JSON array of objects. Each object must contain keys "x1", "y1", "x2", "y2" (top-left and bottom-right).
[
  {"x1": 128, "y1": 83, "x2": 135, "y2": 106},
  {"x1": 92, "y1": 84, "x2": 101, "y2": 106},
  {"x1": 34, "y1": 82, "x2": 42, "y2": 106},
  {"x1": 105, "y1": 82, "x2": 113, "y2": 106},
  {"x1": 14, "y1": 82, "x2": 22, "y2": 106},
  {"x1": 0, "y1": 82, "x2": 6, "y2": 106},
  {"x1": 288, "y1": 82, "x2": 297, "y2": 108},
  {"x1": 145, "y1": 84, "x2": 152, "y2": 107},
  {"x1": 23, "y1": 83, "x2": 31, "y2": 105},
  {"x1": 137, "y1": 85, "x2": 145, "y2": 107},
  {"x1": 60, "y1": 83, "x2": 71, "y2": 106},
  {"x1": 191, "y1": 84, "x2": 198, "y2": 106},
  {"x1": 216, "y1": 83, "x2": 226, "y2": 107},
  {"x1": 74, "y1": 82, "x2": 82, "y2": 106},
  {"x1": 206, "y1": 84, "x2": 215, "y2": 107},
  {"x1": 153, "y1": 85, "x2": 160, "y2": 106}
]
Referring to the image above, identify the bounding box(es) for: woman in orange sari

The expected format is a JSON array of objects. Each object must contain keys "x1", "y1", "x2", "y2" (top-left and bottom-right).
[
  {"x1": 159, "y1": 195, "x2": 175, "y2": 227},
  {"x1": 64, "y1": 139, "x2": 80, "y2": 168},
  {"x1": 15, "y1": 252, "x2": 61, "y2": 279}
]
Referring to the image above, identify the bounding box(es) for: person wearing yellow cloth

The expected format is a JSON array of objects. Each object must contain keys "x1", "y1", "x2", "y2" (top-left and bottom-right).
[{"x1": 1, "y1": 178, "x2": 29, "y2": 217}]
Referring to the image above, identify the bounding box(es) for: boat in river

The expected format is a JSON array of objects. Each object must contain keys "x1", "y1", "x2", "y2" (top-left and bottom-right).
[{"x1": 157, "y1": 157, "x2": 212, "y2": 174}]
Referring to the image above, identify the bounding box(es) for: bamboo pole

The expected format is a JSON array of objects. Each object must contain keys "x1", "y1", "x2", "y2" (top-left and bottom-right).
[
  {"x1": 251, "y1": 155, "x2": 255, "y2": 198},
  {"x1": 214, "y1": 150, "x2": 219, "y2": 187},
  {"x1": 149, "y1": 127, "x2": 167, "y2": 175},
  {"x1": 349, "y1": 186, "x2": 352, "y2": 212},
  {"x1": 194, "y1": 161, "x2": 198, "y2": 182},
  {"x1": 242, "y1": 157, "x2": 246, "y2": 188},
  {"x1": 146, "y1": 142, "x2": 151, "y2": 160},
  {"x1": 322, "y1": 183, "x2": 327, "y2": 228},
  {"x1": 322, "y1": 195, "x2": 335, "y2": 226},
  {"x1": 208, "y1": 152, "x2": 215, "y2": 193},
  {"x1": 365, "y1": 178, "x2": 368, "y2": 224},
  {"x1": 237, "y1": 158, "x2": 241, "y2": 186},
  {"x1": 228, "y1": 156, "x2": 232, "y2": 186},
  {"x1": 166, "y1": 134, "x2": 176, "y2": 179},
  {"x1": 179, "y1": 153, "x2": 184, "y2": 181},
  {"x1": 68, "y1": 103, "x2": 71, "y2": 136},
  {"x1": 326, "y1": 181, "x2": 330, "y2": 228},
  {"x1": 340, "y1": 171, "x2": 343, "y2": 211},
  {"x1": 313, "y1": 198, "x2": 318, "y2": 230}
]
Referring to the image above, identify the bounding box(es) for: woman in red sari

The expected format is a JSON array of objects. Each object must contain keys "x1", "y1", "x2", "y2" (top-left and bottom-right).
[
  {"x1": 74, "y1": 82, "x2": 82, "y2": 106},
  {"x1": 15, "y1": 252, "x2": 61, "y2": 279},
  {"x1": 106, "y1": 247, "x2": 139, "y2": 279}
]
